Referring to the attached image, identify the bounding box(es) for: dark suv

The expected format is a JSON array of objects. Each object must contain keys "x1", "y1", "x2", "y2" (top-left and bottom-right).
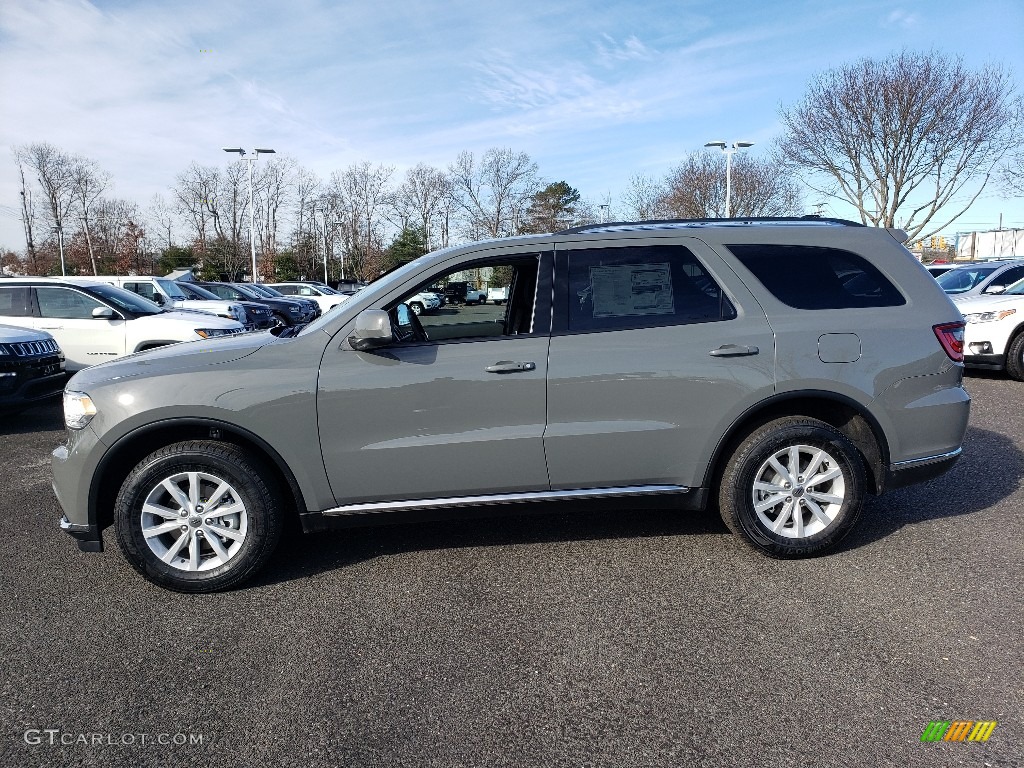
[
  {"x1": 0, "y1": 324, "x2": 66, "y2": 413},
  {"x1": 53, "y1": 218, "x2": 970, "y2": 592},
  {"x1": 195, "y1": 282, "x2": 316, "y2": 326}
]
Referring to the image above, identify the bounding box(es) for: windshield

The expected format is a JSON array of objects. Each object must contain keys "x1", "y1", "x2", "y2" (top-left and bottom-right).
[
  {"x1": 936, "y1": 266, "x2": 998, "y2": 294},
  {"x1": 156, "y1": 279, "x2": 188, "y2": 300},
  {"x1": 228, "y1": 284, "x2": 263, "y2": 300},
  {"x1": 81, "y1": 283, "x2": 163, "y2": 315},
  {"x1": 178, "y1": 282, "x2": 220, "y2": 300},
  {"x1": 1004, "y1": 276, "x2": 1024, "y2": 295}
]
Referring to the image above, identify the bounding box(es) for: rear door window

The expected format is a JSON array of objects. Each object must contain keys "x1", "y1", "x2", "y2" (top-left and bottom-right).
[
  {"x1": 0, "y1": 286, "x2": 33, "y2": 317},
  {"x1": 564, "y1": 245, "x2": 736, "y2": 332}
]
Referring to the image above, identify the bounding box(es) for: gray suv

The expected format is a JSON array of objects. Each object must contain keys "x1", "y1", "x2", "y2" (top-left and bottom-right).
[{"x1": 52, "y1": 218, "x2": 971, "y2": 592}]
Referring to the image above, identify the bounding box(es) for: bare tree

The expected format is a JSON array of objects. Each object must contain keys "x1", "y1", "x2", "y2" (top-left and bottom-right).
[
  {"x1": 70, "y1": 157, "x2": 111, "y2": 275},
  {"x1": 662, "y1": 151, "x2": 802, "y2": 218},
  {"x1": 393, "y1": 164, "x2": 452, "y2": 251},
  {"x1": 13, "y1": 152, "x2": 39, "y2": 263},
  {"x1": 778, "y1": 50, "x2": 1023, "y2": 240},
  {"x1": 1000, "y1": 149, "x2": 1024, "y2": 197},
  {"x1": 620, "y1": 174, "x2": 670, "y2": 221},
  {"x1": 449, "y1": 148, "x2": 539, "y2": 240},
  {"x1": 327, "y1": 162, "x2": 395, "y2": 280},
  {"x1": 253, "y1": 156, "x2": 298, "y2": 265},
  {"x1": 146, "y1": 193, "x2": 177, "y2": 249},
  {"x1": 14, "y1": 143, "x2": 77, "y2": 271}
]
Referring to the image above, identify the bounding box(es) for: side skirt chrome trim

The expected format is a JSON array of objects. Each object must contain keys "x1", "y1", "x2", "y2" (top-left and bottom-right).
[{"x1": 322, "y1": 485, "x2": 689, "y2": 517}]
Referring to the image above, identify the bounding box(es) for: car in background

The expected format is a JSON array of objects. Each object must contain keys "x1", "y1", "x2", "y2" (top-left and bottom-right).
[
  {"x1": 266, "y1": 282, "x2": 347, "y2": 313},
  {"x1": 407, "y1": 291, "x2": 441, "y2": 316},
  {"x1": 0, "y1": 324, "x2": 66, "y2": 414},
  {"x1": 194, "y1": 282, "x2": 316, "y2": 327},
  {"x1": 443, "y1": 281, "x2": 486, "y2": 305},
  {"x1": 935, "y1": 259, "x2": 1024, "y2": 298},
  {"x1": 486, "y1": 286, "x2": 509, "y2": 305},
  {"x1": 175, "y1": 282, "x2": 276, "y2": 330},
  {"x1": 244, "y1": 284, "x2": 321, "y2": 321},
  {"x1": 72, "y1": 276, "x2": 247, "y2": 326},
  {"x1": 953, "y1": 276, "x2": 1024, "y2": 380},
  {"x1": 0, "y1": 278, "x2": 244, "y2": 371}
]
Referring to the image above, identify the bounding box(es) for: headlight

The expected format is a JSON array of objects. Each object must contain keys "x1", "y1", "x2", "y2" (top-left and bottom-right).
[
  {"x1": 195, "y1": 328, "x2": 236, "y2": 339},
  {"x1": 288, "y1": 306, "x2": 301, "y2": 314},
  {"x1": 963, "y1": 308, "x2": 1016, "y2": 324},
  {"x1": 64, "y1": 391, "x2": 97, "y2": 430}
]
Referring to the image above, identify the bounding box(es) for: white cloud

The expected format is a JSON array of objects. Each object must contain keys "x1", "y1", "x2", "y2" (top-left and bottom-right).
[{"x1": 884, "y1": 9, "x2": 921, "y2": 29}]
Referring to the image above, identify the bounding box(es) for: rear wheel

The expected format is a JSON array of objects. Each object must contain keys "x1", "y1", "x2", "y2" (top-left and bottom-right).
[
  {"x1": 719, "y1": 417, "x2": 865, "y2": 558},
  {"x1": 1006, "y1": 332, "x2": 1024, "y2": 381},
  {"x1": 114, "y1": 441, "x2": 283, "y2": 592}
]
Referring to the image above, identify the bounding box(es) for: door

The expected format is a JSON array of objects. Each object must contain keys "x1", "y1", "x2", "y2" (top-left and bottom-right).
[
  {"x1": 317, "y1": 251, "x2": 553, "y2": 506},
  {"x1": 544, "y1": 238, "x2": 776, "y2": 491},
  {"x1": 34, "y1": 286, "x2": 125, "y2": 370}
]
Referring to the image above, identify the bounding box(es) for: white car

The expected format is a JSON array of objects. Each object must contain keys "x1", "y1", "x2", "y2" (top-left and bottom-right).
[
  {"x1": 0, "y1": 278, "x2": 245, "y2": 371},
  {"x1": 266, "y1": 282, "x2": 347, "y2": 313},
  {"x1": 407, "y1": 291, "x2": 441, "y2": 315},
  {"x1": 953, "y1": 279, "x2": 1024, "y2": 380}
]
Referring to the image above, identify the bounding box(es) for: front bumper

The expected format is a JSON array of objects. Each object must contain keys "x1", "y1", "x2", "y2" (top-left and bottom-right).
[
  {"x1": 52, "y1": 431, "x2": 106, "y2": 553},
  {"x1": 963, "y1": 352, "x2": 1006, "y2": 370}
]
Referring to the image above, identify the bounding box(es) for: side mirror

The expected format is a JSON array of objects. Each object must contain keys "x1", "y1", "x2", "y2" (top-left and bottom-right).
[
  {"x1": 153, "y1": 294, "x2": 165, "y2": 305},
  {"x1": 348, "y1": 309, "x2": 393, "y2": 350},
  {"x1": 984, "y1": 284, "x2": 1006, "y2": 294},
  {"x1": 92, "y1": 306, "x2": 116, "y2": 319}
]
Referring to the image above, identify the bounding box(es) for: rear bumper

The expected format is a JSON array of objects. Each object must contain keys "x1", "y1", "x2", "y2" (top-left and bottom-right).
[
  {"x1": 964, "y1": 352, "x2": 1006, "y2": 370},
  {"x1": 885, "y1": 448, "x2": 962, "y2": 490}
]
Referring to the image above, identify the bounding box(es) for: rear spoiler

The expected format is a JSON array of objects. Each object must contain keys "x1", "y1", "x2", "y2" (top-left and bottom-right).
[{"x1": 887, "y1": 228, "x2": 909, "y2": 243}]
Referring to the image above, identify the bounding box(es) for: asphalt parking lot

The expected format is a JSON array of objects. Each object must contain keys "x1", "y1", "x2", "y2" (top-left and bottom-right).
[{"x1": 1, "y1": 372, "x2": 1021, "y2": 768}]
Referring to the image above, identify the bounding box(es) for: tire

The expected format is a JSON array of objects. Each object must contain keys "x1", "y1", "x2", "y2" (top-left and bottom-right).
[
  {"x1": 271, "y1": 312, "x2": 290, "y2": 328},
  {"x1": 718, "y1": 416, "x2": 865, "y2": 558},
  {"x1": 409, "y1": 302, "x2": 424, "y2": 316},
  {"x1": 114, "y1": 441, "x2": 283, "y2": 592},
  {"x1": 1006, "y1": 332, "x2": 1024, "y2": 381}
]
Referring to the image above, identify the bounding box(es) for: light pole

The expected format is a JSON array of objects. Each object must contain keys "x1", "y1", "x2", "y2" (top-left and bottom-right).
[
  {"x1": 222, "y1": 147, "x2": 275, "y2": 282},
  {"x1": 704, "y1": 140, "x2": 753, "y2": 218}
]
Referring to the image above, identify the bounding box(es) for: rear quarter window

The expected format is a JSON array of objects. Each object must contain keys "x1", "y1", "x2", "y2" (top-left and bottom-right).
[
  {"x1": 727, "y1": 244, "x2": 905, "y2": 309},
  {"x1": 0, "y1": 286, "x2": 33, "y2": 316}
]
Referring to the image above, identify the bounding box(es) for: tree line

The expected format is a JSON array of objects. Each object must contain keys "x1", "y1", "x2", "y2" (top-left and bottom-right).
[{"x1": 5, "y1": 50, "x2": 1021, "y2": 282}]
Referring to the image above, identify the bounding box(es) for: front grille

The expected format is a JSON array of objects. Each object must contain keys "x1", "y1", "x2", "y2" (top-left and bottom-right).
[{"x1": 0, "y1": 338, "x2": 61, "y2": 357}]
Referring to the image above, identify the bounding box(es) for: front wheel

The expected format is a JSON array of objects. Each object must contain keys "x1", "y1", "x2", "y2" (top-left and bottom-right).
[
  {"x1": 114, "y1": 441, "x2": 283, "y2": 592},
  {"x1": 718, "y1": 417, "x2": 865, "y2": 558},
  {"x1": 1006, "y1": 333, "x2": 1024, "y2": 381}
]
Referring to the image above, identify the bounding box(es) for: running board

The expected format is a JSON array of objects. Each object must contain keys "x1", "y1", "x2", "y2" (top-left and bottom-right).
[{"x1": 322, "y1": 485, "x2": 690, "y2": 517}]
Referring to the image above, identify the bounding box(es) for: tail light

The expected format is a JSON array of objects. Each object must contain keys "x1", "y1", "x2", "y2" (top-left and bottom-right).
[{"x1": 933, "y1": 321, "x2": 965, "y2": 362}]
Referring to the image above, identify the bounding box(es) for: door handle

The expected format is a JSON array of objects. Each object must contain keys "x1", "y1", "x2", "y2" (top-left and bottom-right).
[
  {"x1": 708, "y1": 344, "x2": 759, "y2": 357},
  {"x1": 485, "y1": 361, "x2": 537, "y2": 373}
]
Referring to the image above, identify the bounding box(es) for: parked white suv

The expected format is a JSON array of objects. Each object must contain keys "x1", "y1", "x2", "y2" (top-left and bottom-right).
[
  {"x1": 954, "y1": 276, "x2": 1024, "y2": 380},
  {"x1": 0, "y1": 278, "x2": 245, "y2": 371}
]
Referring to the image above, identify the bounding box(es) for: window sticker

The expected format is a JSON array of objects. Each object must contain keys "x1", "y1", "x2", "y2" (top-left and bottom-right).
[{"x1": 585, "y1": 263, "x2": 675, "y2": 318}]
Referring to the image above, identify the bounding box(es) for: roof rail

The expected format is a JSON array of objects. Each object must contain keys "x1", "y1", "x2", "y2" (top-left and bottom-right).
[{"x1": 557, "y1": 216, "x2": 865, "y2": 236}]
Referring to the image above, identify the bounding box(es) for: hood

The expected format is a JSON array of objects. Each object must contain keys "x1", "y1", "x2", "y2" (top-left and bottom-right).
[
  {"x1": 951, "y1": 293, "x2": 1024, "y2": 309},
  {"x1": 0, "y1": 323, "x2": 54, "y2": 344},
  {"x1": 67, "y1": 331, "x2": 274, "y2": 389}
]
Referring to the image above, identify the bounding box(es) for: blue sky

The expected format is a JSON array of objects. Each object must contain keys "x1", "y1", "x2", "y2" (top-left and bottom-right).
[{"x1": 1, "y1": 0, "x2": 1022, "y2": 250}]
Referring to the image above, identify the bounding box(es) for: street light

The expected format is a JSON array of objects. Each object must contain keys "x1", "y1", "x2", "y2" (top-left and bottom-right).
[
  {"x1": 222, "y1": 147, "x2": 276, "y2": 282},
  {"x1": 705, "y1": 140, "x2": 754, "y2": 218}
]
